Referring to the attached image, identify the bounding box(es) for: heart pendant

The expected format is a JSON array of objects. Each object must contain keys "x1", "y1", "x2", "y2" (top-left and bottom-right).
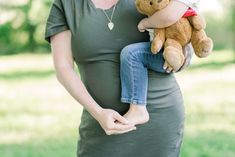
[{"x1": 108, "y1": 22, "x2": 114, "y2": 30}]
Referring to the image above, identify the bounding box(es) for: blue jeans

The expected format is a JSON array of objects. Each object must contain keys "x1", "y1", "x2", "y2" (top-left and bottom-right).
[{"x1": 120, "y1": 42, "x2": 167, "y2": 105}]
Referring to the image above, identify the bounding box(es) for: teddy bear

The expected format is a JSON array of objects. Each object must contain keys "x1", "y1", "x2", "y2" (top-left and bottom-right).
[{"x1": 135, "y1": 0, "x2": 213, "y2": 71}]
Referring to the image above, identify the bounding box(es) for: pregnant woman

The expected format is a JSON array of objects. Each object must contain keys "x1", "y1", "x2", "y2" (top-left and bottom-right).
[{"x1": 45, "y1": 0, "x2": 194, "y2": 156}]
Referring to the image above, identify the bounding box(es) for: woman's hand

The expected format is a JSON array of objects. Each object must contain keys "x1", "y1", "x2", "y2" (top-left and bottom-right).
[
  {"x1": 163, "y1": 43, "x2": 193, "y2": 73},
  {"x1": 95, "y1": 108, "x2": 136, "y2": 135},
  {"x1": 178, "y1": 43, "x2": 194, "y2": 71},
  {"x1": 137, "y1": 18, "x2": 149, "y2": 32}
]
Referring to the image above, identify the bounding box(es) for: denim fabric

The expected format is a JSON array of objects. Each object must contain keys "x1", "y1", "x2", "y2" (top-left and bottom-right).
[{"x1": 120, "y1": 42, "x2": 167, "y2": 105}]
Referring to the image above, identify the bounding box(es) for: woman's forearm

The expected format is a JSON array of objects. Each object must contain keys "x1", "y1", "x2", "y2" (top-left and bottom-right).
[
  {"x1": 51, "y1": 31, "x2": 103, "y2": 120},
  {"x1": 55, "y1": 65, "x2": 103, "y2": 119},
  {"x1": 144, "y1": 1, "x2": 189, "y2": 28}
]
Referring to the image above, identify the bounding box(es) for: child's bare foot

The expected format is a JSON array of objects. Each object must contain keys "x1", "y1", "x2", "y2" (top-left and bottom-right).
[{"x1": 123, "y1": 104, "x2": 149, "y2": 125}]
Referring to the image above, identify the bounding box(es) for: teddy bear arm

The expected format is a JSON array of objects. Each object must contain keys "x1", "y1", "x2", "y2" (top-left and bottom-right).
[
  {"x1": 188, "y1": 15, "x2": 206, "y2": 31},
  {"x1": 151, "y1": 28, "x2": 166, "y2": 54},
  {"x1": 191, "y1": 30, "x2": 213, "y2": 58}
]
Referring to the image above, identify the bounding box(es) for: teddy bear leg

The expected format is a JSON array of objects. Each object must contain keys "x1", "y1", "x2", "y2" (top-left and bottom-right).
[
  {"x1": 191, "y1": 30, "x2": 213, "y2": 58},
  {"x1": 188, "y1": 15, "x2": 206, "y2": 31},
  {"x1": 163, "y1": 39, "x2": 185, "y2": 71},
  {"x1": 151, "y1": 28, "x2": 165, "y2": 54}
]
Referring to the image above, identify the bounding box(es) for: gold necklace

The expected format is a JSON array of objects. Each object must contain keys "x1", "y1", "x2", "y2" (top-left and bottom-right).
[{"x1": 101, "y1": 4, "x2": 117, "y2": 30}]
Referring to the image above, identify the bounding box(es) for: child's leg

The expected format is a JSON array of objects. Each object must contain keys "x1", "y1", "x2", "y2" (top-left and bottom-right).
[{"x1": 120, "y1": 42, "x2": 166, "y2": 125}]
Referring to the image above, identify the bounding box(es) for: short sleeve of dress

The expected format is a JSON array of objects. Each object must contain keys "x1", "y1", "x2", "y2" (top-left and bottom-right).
[
  {"x1": 44, "y1": 0, "x2": 69, "y2": 43},
  {"x1": 172, "y1": 0, "x2": 200, "y2": 11}
]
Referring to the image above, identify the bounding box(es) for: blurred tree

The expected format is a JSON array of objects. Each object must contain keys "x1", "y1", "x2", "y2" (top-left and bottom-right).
[
  {"x1": 0, "y1": 0, "x2": 234, "y2": 55},
  {"x1": 0, "y1": 0, "x2": 51, "y2": 54},
  {"x1": 232, "y1": 0, "x2": 235, "y2": 59},
  {"x1": 202, "y1": 0, "x2": 234, "y2": 60}
]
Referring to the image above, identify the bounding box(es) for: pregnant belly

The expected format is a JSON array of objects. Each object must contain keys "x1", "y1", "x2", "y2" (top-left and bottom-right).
[
  {"x1": 78, "y1": 61, "x2": 181, "y2": 112},
  {"x1": 78, "y1": 61, "x2": 128, "y2": 113}
]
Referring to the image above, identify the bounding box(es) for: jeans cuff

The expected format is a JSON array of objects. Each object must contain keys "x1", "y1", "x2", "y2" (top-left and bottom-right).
[{"x1": 121, "y1": 98, "x2": 146, "y2": 105}]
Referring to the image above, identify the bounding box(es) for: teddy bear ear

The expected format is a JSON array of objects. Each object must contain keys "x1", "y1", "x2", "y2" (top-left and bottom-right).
[{"x1": 135, "y1": 0, "x2": 147, "y2": 15}]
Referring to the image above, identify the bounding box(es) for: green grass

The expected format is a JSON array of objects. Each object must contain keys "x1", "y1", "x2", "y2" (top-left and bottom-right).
[
  {"x1": 176, "y1": 50, "x2": 235, "y2": 157},
  {"x1": 0, "y1": 50, "x2": 235, "y2": 157}
]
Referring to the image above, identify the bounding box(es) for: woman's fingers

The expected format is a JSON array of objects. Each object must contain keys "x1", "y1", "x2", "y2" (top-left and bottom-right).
[
  {"x1": 163, "y1": 61, "x2": 173, "y2": 73},
  {"x1": 104, "y1": 121, "x2": 136, "y2": 135},
  {"x1": 104, "y1": 111, "x2": 136, "y2": 135},
  {"x1": 163, "y1": 61, "x2": 168, "y2": 70},
  {"x1": 104, "y1": 117, "x2": 136, "y2": 135},
  {"x1": 113, "y1": 112, "x2": 131, "y2": 125},
  {"x1": 112, "y1": 122, "x2": 136, "y2": 131},
  {"x1": 105, "y1": 127, "x2": 136, "y2": 135},
  {"x1": 166, "y1": 67, "x2": 173, "y2": 73},
  {"x1": 112, "y1": 112, "x2": 136, "y2": 130}
]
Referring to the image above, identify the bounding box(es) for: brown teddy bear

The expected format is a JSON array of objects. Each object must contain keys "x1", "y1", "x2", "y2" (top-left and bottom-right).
[{"x1": 135, "y1": 0, "x2": 213, "y2": 71}]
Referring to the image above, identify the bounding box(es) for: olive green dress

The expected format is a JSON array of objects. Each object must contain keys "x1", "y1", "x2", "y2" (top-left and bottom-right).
[{"x1": 45, "y1": 0, "x2": 185, "y2": 157}]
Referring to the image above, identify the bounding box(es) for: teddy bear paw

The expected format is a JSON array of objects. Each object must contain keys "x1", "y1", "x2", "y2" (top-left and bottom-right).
[{"x1": 196, "y1": 38, "x2": 213, "y2": 58}]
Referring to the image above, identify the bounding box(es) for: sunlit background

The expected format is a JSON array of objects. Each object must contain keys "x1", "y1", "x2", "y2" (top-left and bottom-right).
[{"x1": 0, "y1": 0, "x2": 235, "y2": 157}]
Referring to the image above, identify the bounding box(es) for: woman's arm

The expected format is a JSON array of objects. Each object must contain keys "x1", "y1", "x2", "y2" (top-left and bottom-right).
[
  {"x1": 50, "y1": 30, "x2": 136, "y2": 135},
  {"x1": 138, "y1": 0, "x2": 189, "y2": 31}
]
